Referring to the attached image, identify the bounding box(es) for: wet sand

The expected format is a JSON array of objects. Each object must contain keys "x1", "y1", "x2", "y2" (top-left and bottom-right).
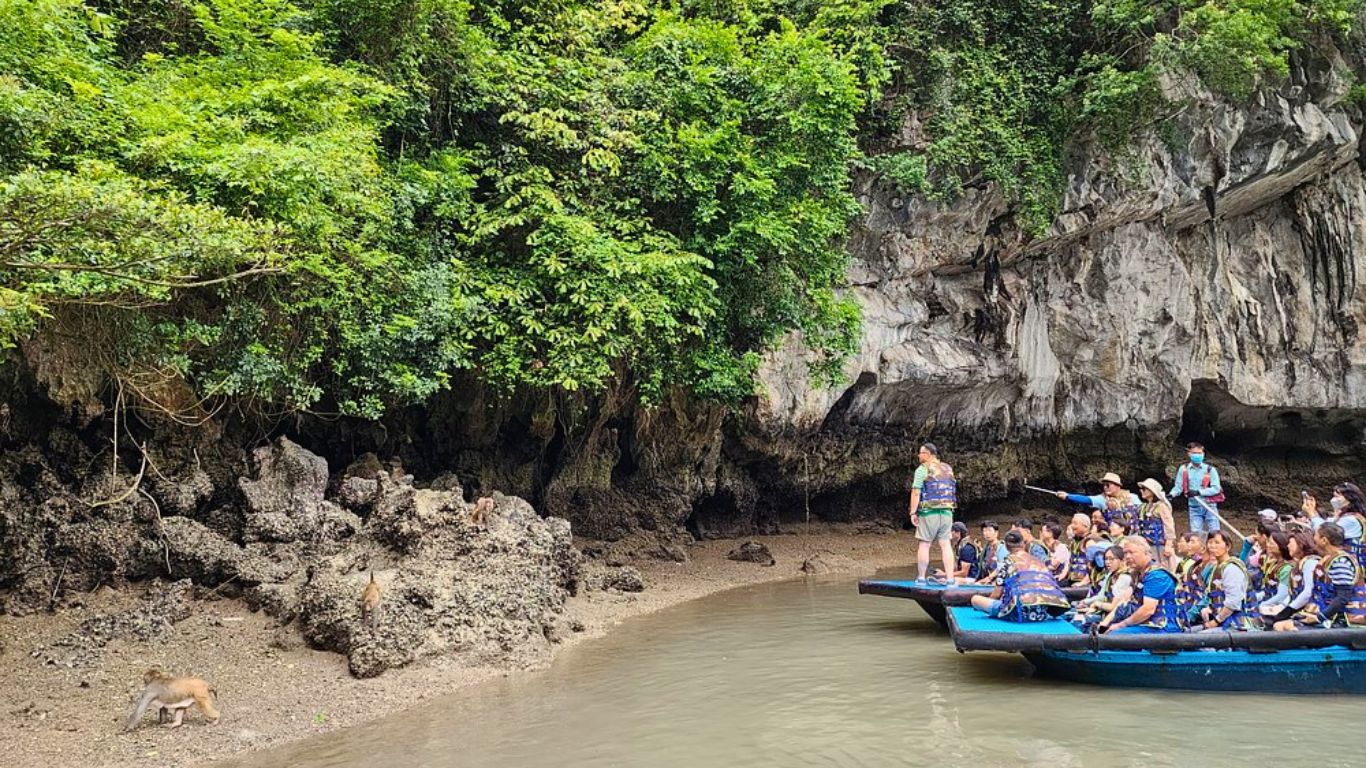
[{"x1": 0, "y1": 525, "x2": 914, "y2": 768}]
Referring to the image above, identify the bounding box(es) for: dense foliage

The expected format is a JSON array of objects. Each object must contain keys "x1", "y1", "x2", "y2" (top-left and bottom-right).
[{"x1": 0, "y1": 0, "x2": 1360, "y2": 417}]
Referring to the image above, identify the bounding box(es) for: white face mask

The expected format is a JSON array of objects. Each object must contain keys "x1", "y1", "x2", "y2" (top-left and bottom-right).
[{"x1": 1331, "y1": 496, "x2": 1346, "y2": 512}]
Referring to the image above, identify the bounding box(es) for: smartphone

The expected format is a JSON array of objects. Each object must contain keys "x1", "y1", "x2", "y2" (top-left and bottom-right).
[{"x1": 1301, "y1": 489, "x2": 1310, "y2": 499}]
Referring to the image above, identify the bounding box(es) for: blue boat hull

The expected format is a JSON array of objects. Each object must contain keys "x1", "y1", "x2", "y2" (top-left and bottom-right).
[
  {"x1": 1024, "y1": 648, "x2": 1366, "y2": 694},
  {"x1": 858, "y1": 580, "x2": 992, "y2": 627}
]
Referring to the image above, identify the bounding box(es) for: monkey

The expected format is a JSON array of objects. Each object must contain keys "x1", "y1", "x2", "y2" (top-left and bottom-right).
[
  {"x1": 124, "y1": 669, "x2": 219, "y2": 731},
  {"x1": 361, "y1": 570, "x2": 381, "y2": 627},
  {"x1": 470, "y1": 496, "x2": 494, "y2": 528}
]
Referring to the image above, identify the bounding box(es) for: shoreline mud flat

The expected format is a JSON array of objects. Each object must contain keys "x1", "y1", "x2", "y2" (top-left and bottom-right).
[{"x1": 0, "y1": 527, "x2": 913, "y2": 768}]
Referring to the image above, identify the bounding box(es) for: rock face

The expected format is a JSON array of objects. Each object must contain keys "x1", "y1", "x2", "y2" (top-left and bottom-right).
[
  {"x1": 0, "y1": 430, "x2": 582, "y2": 679},
  {"x1": 743, "y1": 56, "x2": 1366, "y2": 509},
  {"x1": 377, "y1": 49, "x2": 1366, "y2": 536}
]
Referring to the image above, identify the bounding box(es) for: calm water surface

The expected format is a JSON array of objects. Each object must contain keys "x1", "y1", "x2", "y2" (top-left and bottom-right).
[{"x1": 223, "y1": 569, "x2": 1359, "y2": 768}]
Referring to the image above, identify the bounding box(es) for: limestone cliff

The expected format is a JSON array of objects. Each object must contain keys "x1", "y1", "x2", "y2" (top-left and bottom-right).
[{"x1": 740, "y1": 50, "x2": 1366, "y2": 521}]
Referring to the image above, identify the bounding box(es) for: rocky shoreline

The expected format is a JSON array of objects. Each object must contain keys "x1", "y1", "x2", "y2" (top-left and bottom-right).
[{"x1": 0, "y1": 527, "x2": 912, "y2": 768}]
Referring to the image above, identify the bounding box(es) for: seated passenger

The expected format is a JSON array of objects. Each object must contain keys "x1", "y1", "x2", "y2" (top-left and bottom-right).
[
  {"x1": 970, "y1": 531, "x2": 1070, "y2": 622},
  {"x1": 1174, "y1": 532, "x2": 1209, "y2": 628},
  {"x1": 974, "y1": 521, "x2": 1008, "y2": 583},
  {"x1": 1040, "y1": 520, "x2": 1071, "y2": 583},
  {"x1": 1011, "y1": 519, "x2": 1050, "y2": 563},
  {"x1": 1254, "y1": 530, "x2": 1295, "y2": 617},
  {"x1": 1276, "y1": 522, "x2": 1359, "y2": 630},
  {"x1": 1265, "y1": 530, "x2": 1320, "y2": 629},
  {"x1": 948, "y1": 522, "x2": 982, "y2": 581},
  {"x1": 1107, "y1": 518, "x2": 1133, "y2": 541},
  {"x1": 1194, "y1": 531, "x2": 1252, "y2": 631},
  {"x1": 1072, "y1": 545, "x2": 1132, "y2": 630},
  {"x1": 1065, "y1": 513, "x2": 1095, "y2": 587},
  {"x1": 1098, "y1": 536, "x2": 1182, "y2": 634}
]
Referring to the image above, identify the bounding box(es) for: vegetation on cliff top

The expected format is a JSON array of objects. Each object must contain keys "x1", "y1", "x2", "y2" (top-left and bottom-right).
[{"x1": 0, "y1": 0, "x2": 1359, "y2": 418}]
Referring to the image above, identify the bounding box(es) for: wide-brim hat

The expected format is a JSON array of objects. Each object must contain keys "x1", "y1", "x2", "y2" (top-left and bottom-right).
[
  {"x1": 1138, "y1": 478, "x2": 1164, "y2": 498},
  {"x1": 1100, "y1": 472, "x2": 1123, "y2": 486}
]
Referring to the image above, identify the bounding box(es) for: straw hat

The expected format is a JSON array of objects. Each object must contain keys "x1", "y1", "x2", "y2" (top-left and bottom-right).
[
  {"x1": 1138, "y1": 478, "x2": 1164, "y2": 498},
  {"x1": 1100, "y1": 472, "x2": 1123, "y2": 486}
]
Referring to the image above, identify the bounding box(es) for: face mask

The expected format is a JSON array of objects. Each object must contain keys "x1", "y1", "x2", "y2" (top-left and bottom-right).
[
  {"x1": 1189, "y1": 453, "x2": 1204, "y2": 464},
  {"x1": 1332, "y1": 497, "x2": 1346, "y2": 512}
]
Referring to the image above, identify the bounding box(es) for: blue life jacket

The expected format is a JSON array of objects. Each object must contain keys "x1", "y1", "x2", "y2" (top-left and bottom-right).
[
  {"x1": 1068, "y1": 539, "x2": 1091, "y2": 585},
  {"x1": 1203, "y1": 558, "x2": 1251, "y2": 630},
  {"x1": 1312, "y1": 551, "x2": 1360, "y2": 627},
  {"x1": 921, "y1": 462, "x2": 956, "y2": 509},
  {"x1": 1344, "y1": 525, "x2": 1366, "y2": 565},
  {"x1": 1174, "y1": 555, "x2": 1206, "y2": 627},
  {"x1": 1137, "y1": 502, "x2": 1166, "y2": 548},
  {"x1": 1102, "y1": 494, "x2": 1139, "y2": 527},
  {"x1": 980, "y1": 540, "x2": 1002, "y2": 575},
  {"x1": 1259, "y1": 559, "x2": 1293, "y2": 608},
  {"x1": 999, "y1": 556, "x2": 1070, "y2": 622},
  {"x1": 959, "y1": 541, "x2": 983, "y2": 580},
  {"x1": 1028, "y1": 541, "x2": 1049, "y2": 563},
  {"x1": 1129, "y1": 565, "x2": 1182, "y2": 631}
]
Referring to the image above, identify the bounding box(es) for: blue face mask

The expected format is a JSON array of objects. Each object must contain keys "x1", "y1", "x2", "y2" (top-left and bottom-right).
[{"x1": 1189, "y1": 453, "x2": 1204, "y2": 465}]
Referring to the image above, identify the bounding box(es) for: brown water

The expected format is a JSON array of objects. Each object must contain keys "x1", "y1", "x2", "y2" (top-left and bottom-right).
[{"x1": 222, "y1": 570, "x2": 1359, "y2": 768}]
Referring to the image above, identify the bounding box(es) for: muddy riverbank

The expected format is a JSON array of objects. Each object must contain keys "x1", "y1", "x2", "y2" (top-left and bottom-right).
[{"x1": 0, "y1": 527, "x2": 913, "y2": 768}]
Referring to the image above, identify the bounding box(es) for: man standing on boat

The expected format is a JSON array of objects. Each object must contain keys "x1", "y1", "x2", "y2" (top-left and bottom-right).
[
  {"x1": 1169, "y1": 441, "x2": 1223, "y2": 533},
  {"x1": 909, "y1": 443, "x2": 957, "y2": 584}
]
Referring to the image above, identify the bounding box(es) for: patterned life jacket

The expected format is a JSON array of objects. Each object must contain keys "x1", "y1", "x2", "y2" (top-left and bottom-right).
[
  {"x1": 1341, "y1": 514, "x2": 1366, "y2": 563},
  {"x1": 1311, "y1": 551, "x2": 1363, "y2": 627},
  {"x1": 959, "y1": 540, "x2": 983, "y2": 580},
  {"x1": 1259, "y1": 558, "x2": 1294, "y2": 607},
  {"x1": 921, "y1": 462, "x2": 957, "y2": 509},
  {"x1": 1289, "y1": 555, "x2": 1319, "y2": 612},
  {"x1": 1203, "y1": 557, "x2": 1252, "y2": 630},
  {"x1": 1068, "y1": 539, "x2": 1091, "y2": 585},
  {"x1": 1027, "y1": 540, "x2": 1049, "y2": 563},
  {"x1": 999, "y1": 555, "x2": 1070, "y2": 622},
  {"x1": 1128, "y1": 565, "x2": 1183, "y2": 631},
  {"x1": 980, "y1": 540, "x2": 1002, "y2": 575},
  {"x1": 1137, "y1": 501, "x2": 1167, "y2": 548},
  {"x1": 1174, "y1": 554, "x2": 1206, "y2": 627},
  {"x1": 1102, "y1": 493, "x2": 1139, "y2": 527},
  {"x1": 1088, "y1": 566, "x2": 1126, "y2": 601}
]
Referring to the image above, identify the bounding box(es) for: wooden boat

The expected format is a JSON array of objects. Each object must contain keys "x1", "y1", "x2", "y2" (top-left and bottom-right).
[
  {"x1": 857, "y1": 579, "x2": 1086, "y2": 628},
  {"x1": 945, "y1": 606, "x2": 1366, "y2": 693}
]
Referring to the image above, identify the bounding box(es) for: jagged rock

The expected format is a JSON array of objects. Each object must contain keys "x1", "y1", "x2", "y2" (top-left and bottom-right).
[
  {"x1": 161, "y1": 517, "x2": 299, "y2": 586},
  {"x1": 727, "y1": 541, "x2": 775, "y2": 566},
  {"x1": 800, "y1": 554, "x2": 854, "y2": 574},
  {"x1": 45, "y1": 580, "x2": 193, "y2": 666},
  {"x1": 368, "y1": 482, "x2": 463, "y2": 554},
  {"x1": 429, "y1": 472, "x2": 464, "y2": 493},
  {"x1": 245, "y1": 582, "x2": 302, "y2": 623},
  {"x1": 240, "y1": 437, "x2": 360, "y2": 544},
  {"x1": 603, "y1": 566, "x2": 645, "y2": 592},
  {"x1": 293, "y1": 495, "x2": 579, "y2": 677},
  {"x1": 800, "y1": 555, "x2": 833, "y2": 574}
]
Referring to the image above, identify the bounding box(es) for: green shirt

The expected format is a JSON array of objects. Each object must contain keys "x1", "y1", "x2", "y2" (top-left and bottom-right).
[{"x1": 912, "y1": 465, "x2": 953, "y2": 514}]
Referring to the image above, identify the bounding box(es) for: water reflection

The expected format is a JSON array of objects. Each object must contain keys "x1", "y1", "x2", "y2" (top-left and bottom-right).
[{"x1": 218, "y1": 569, "x2": 1360, "y2": 768}]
